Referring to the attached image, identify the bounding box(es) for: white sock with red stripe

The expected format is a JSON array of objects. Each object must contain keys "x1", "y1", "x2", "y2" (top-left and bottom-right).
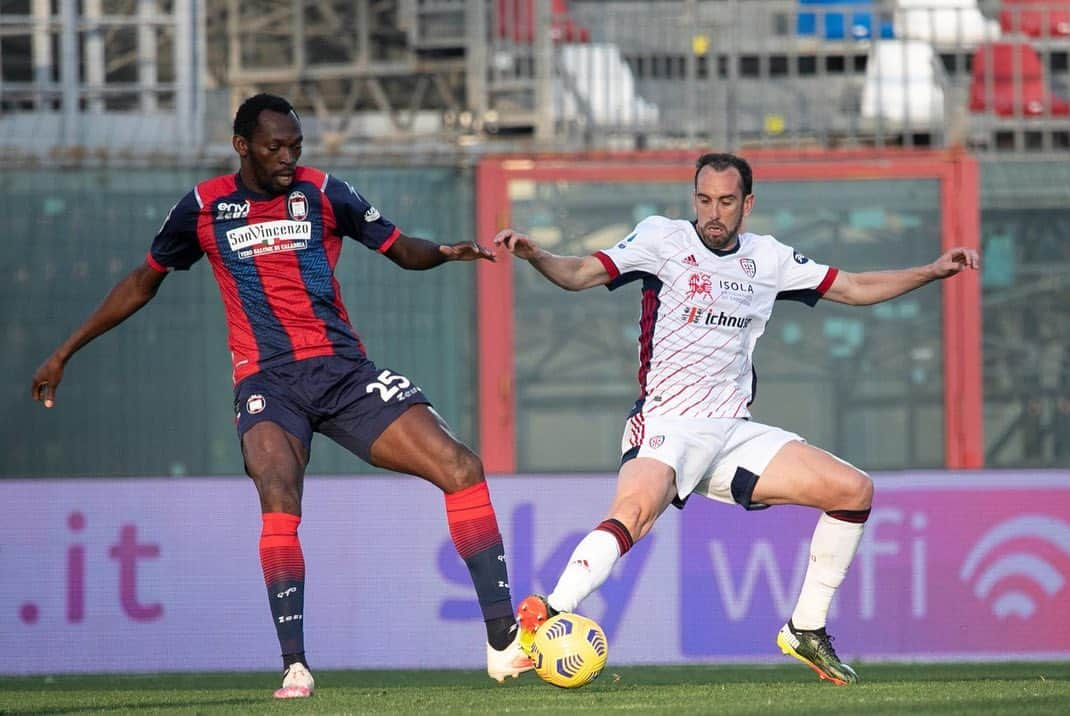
[{"x1": 547, "y1": 519, "x2": 633, "y2": 614}]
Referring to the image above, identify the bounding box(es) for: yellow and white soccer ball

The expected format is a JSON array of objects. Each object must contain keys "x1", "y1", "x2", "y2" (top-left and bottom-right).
[{"x1": 529, "y1": 613, "x2": 608, "y2": 688}]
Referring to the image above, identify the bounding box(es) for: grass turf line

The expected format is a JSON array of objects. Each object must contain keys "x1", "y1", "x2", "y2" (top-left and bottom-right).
[{"x1": 1, "y1": 662, "x2": 1068, "y2": 715}]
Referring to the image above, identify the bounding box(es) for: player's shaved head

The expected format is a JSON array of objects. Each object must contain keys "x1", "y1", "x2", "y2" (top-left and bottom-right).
[
  {"x1": 233, "y1": 93, "x2": 298, "y2": 140},
  {"x1": 694, "y1": 153, "x2": 752, "y2": 197}
]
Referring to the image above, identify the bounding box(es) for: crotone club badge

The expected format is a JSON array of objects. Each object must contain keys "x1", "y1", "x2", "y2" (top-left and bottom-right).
[
  {"x1": 739, "y1": 258, "x2": 757, "y2": 278},
  {"x1": 246, "y1": 394, "x2": 266, "y2": 414},
  {"x1": 287, "y1": 191, "x2": 309, "y2": 221}
]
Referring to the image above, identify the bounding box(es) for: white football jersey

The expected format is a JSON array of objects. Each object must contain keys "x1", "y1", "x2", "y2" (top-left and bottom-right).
[{"x1": 594, "y1": 216, "x2": 838, "y2": 420}]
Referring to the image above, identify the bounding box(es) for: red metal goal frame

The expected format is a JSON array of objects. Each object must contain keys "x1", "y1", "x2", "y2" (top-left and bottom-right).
[{"x1": 476, "y1": 149, "x2": 982, "y2": 473}]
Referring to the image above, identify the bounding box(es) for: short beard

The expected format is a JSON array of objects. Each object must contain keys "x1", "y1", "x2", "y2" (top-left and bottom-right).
[
  {"x1": 701, "y1": 223, "x2": 740, "y2": 251},
  {"x1": 249, "y1": 164, "x2": 285, "y2": 195}
]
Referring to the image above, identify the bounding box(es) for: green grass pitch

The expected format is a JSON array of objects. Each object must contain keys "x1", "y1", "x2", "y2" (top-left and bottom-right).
[{"x1": 3, "y1": 662, "x2": 1068, "y2": 714}]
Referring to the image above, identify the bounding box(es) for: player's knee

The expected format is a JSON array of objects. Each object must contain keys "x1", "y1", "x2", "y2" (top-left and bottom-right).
[
  {"x1": 438, "y1": 443, "x2": 484, "y2": 493},
  {"x1": 842, "y1": 469, "x2": 873, "y2": 510},
  {"x1": 244, "y1": 449, "x2": 302, "y2": 512},
  {"x1": 248, "y1": 470, "x2": 301, "y2": 513},
  {"x1": 245, "y1": 448, "x2": 298, "y2": 481}
]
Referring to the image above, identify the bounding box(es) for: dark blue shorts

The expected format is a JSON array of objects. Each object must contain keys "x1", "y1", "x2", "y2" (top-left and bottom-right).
[{"x1": 233, "y1": 355, "x2": 430, "y2": 463}]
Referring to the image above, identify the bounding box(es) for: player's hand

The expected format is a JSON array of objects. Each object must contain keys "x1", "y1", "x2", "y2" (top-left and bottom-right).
[
  {"x1": 439, "y1": 240, "x2": 496, "y2": 262},
  {"x1": 492, "y1": 229, "x2": 541, "y2": 261},
  {"x1": 30, "y1": 353, "x2": 66, "y2": 408},
  {"x1": 930, "y1": 247, "x2": 980, "y2": 279}
]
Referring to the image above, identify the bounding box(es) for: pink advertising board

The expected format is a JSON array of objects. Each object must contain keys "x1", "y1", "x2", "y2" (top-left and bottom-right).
[{"x1": 2, "y1": 471, "x2": 1067, "y2": 673}]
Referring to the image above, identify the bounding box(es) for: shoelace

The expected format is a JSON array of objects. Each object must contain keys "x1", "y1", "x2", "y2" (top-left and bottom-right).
[{"x1": 812, "y1": 631, "x2": 841, "y2": 661}]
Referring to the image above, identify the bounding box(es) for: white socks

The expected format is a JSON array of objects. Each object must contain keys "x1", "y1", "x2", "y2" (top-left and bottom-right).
[
  {"x1": 790, "y1": 512, "x2": 865, "y2": 630},
  {"x1": 547, "y1": 529, "x2": 622, "y2": 613},
  {"x1": 547, "y1": 512, "x2": 864, "y2": 629}
]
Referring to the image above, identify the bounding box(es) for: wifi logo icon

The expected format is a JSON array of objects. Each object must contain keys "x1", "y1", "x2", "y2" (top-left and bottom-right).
[{"x1": 960, "y1": 515, "x2": 1070, "y2": 619}]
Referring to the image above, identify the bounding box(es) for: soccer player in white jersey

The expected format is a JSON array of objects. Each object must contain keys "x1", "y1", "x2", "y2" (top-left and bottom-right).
[{"x1": 493, "y1": 152, "x2": 980, "y2": 685}]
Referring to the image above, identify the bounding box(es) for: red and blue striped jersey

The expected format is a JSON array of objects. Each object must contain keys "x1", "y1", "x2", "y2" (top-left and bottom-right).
[{"x1": 147, "y1": 166, "x2": 401, "y2": 383}]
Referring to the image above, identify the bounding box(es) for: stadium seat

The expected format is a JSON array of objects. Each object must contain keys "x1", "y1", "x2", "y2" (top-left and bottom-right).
[
  {"x1": 496, "y1": 0, "x2": 590, "y2": 43},
  {"x1": 861, "y1": 40, "x2": 945, "y2": 127},
  {"x1": 999, "y1": 0, "x2": 1070, "y2": 38},
  {"x1": 894, "y1": 0, "x2": 1001, "y2": 44},
  {"x1": 796, "y1": 0, "x2": 895, "y2": 40},
  {"x1": 556, "y1": 44, "x2": 659, "y2": 126},
  {"x1": 968, "y1": 41, "x2": 1070, "y2": 116}
]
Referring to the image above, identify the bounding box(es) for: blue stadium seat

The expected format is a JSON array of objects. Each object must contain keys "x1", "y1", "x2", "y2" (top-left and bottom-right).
[{"x1": 797, "y1": 0, "x2": 895, "y2": 40}]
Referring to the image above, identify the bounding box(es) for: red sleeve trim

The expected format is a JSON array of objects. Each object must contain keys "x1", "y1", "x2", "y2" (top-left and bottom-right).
[
  {"x1": 377, "y1": 227, "x2": 401, "y2": 254},
  {"x1": 816, "y1": 267, "x2": 839, "y2": 295},
  {"x1": 593, "y1": 251, "x2": 621, "y2": 280},
  {"x1": 146, "y1": 252, "x2": 168, "y2": 273}
]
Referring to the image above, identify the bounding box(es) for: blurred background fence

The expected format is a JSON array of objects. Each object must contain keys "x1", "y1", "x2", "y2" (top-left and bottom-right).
[
  {"x1": 1, "y1": 0, "x2": 1068, "y2": 478},
  {"x1": 3, "y1": 155, "x2": 1068, "y2": 476}
]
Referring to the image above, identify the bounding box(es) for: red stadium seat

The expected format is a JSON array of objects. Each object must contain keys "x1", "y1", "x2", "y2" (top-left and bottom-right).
[
  {"x1": 968, "y1": 42, "x2": 1070, "y2": 116},
  {"x1": 999, "y1": 0, "x2": 1070, "y2": 37},
  {"x1": 496, "y1": 0, "x2": 590, "y2": 43}
]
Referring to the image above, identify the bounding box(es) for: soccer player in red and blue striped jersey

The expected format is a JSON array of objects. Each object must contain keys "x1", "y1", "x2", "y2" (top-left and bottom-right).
[{"x1": 31, "y1": 94, "x2": 532, "y2": 697}]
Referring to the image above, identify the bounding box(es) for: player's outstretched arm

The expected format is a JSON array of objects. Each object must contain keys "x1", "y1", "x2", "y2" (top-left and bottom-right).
[
  {"x1": 30, "y1": 262, "x2": 168, "y2": 408},
  {"x1": 492, "y1": 229, "x2": 610, "y2": 291},
  {"x1": 822, "y1": 246, "x2": 980, "y2": 306},
  {"x1": 384, "y1": 232, "x2": 495, "y2": 270}
]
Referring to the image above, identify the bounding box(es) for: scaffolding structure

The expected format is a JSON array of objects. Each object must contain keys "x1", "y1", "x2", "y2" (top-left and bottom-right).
[
  {"x1": 0, "y1": 0, "x2": 205, "y2": 158},
  {"x1": 2, "y1": 1, "x2": 1068, "y2": 161}
]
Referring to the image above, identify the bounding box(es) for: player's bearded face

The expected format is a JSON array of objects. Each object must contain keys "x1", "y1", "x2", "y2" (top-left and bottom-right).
[
  {"x1": 699, "y1": 205, "x2": 744, "y2": 248},
  {"x1": 245, "y1": 110, "x2": 303, "y2": 195},
  {"x1": 693, "y1": 166, "x2": 752, "y2": 251}
]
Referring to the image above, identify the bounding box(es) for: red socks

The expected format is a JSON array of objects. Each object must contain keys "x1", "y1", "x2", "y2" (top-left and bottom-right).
[
  {"x1": 260, "y1": 512, "x2": 306, "y2": 657},
  {"x1": 445, "y1": 482, "x2": 514, "y2": 623}
]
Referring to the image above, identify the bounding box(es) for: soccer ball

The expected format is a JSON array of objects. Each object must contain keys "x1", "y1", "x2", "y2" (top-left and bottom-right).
[{"x1": 530, "y1": 613, "x2": 608, "y2": 688}]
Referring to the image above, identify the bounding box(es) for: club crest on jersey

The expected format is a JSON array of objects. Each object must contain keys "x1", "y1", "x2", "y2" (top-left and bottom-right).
[
  {"x1": 686, "y1": 272, "x2": 714, "y2": 300},
  {"x1": 287, "y1": 191, "x2": 309, "y2": 221},
  {"x1": 739, "y1": 258, "x2": 756, "y2": 278},
  {"x1": 648, "y1": 435, "x2": 665, "y2": 449},
  {"x1": 246, "y1": 394, "x2": 266, "y2": 414}
]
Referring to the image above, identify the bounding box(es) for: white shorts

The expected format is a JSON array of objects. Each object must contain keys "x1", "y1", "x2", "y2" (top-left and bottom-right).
[{"x1": 621, "y1": 414, "x2": 803, "y2": 509}]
